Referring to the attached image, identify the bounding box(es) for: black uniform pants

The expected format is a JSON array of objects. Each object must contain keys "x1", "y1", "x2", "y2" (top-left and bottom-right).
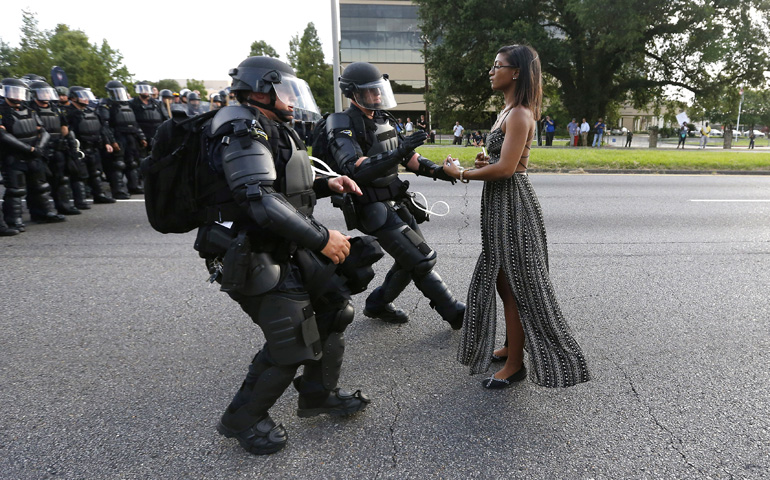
[
  {"x1": 1, "y1": 153, "x2": 56, "y2": 225},
  {"x1": 220, "y1": 259, "x2": 352, "y2": 431}
]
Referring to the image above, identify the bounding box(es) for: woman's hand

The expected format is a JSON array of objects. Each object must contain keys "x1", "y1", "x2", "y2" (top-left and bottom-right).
[
  {"x1": 442, "y1": 155, "x2": 462, "y2": 179},
  {"x1": 474, "y1": 151, "x2": 490, "y2": 169}
]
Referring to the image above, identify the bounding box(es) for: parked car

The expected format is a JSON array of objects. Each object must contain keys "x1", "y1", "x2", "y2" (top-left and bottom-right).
[
  {"x1": 732, "y1": 130, "x2": 742, "y2": 137},
  {"x1": 709, "y1": 129, "x2": 723, "y2": 137},
  {"x1": 610, "y1": 127, "x2": 627, "y2": 135},
  {"x1": 746, "y1": 129, "x2": 765, "y2": 138}
]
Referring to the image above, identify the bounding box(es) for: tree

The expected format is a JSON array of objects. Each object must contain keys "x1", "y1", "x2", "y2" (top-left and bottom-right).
[
  {"x1": 155, "y1": 79, "x2": 182, "y2": 93},
  {"x1": 185, "y1": 79, "x2": 208, "y2": 98},
  {"x1": 250, "y1": 40, "x2": 279, "y2": 58},
  {"x1": 414, "y1": 0, "x2": 770, "y2": 124},
  {"x1": 0, "y1": 11, "x2": 132, "y2": 98},
  {"x1": 287, "y1": 23, "x2": 334, "y2": 114}
]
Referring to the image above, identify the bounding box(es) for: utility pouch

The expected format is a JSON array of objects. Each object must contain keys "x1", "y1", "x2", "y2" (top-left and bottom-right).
[
  {"x1": 404, "y1": 192, "x2": 429, "y2": 224},
  {"x1": 220, "y1": 231, "x2": 251, "y2": 292},
  {"x1": 331, "y1": 193, "x2": 359, "y2": 230},
  {"x1": 194, "y1": 223, "x2": 236, "y2": 257}
]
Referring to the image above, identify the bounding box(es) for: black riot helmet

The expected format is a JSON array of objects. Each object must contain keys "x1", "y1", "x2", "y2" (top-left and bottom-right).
[
  {"x1": 135, "y1": 81, "x2": 153, "y2": 97},
  {"x1": 105, "y1": 80, "x2": 129, "y2": 102},
  {"x1": 29, "y1": 80, "x2": 59, "y2": 103},
  {"x1": 1, "y1": 78, "x2": 30, "y2": 105},
  {"x1": 159, "y1": 89, "x2": 173, "y2": 100},
  {"x1": 339, "y1": 62, "x2": 397, "y2": 110},
  {"x1": 68, "y1": 86, "x2": 97, "y2": 106},
  {"x1": 21, "y1": 73, "x2": 46, "y2": 85},
  {"x1": 228, "y1": 56, "x2": 320, "y2": 122}
]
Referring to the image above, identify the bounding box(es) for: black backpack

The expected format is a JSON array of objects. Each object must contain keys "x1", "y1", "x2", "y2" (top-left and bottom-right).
[{"x1": 140, "y1": 110, "x2": 220, "y2": 234}]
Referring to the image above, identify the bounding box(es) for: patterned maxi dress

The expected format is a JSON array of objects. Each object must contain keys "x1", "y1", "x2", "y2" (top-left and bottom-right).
[{"x1": 457, "y1": 127, "x2": 590, "y2": 388}]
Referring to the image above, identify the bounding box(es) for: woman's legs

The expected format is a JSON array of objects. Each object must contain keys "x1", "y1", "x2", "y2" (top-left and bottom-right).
[{"x1": 491, "y1": 268, "x2": 525, "y2": 379}]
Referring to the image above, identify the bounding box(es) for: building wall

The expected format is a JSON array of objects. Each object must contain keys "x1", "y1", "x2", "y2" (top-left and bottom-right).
[{"x1": 340, "y1": 0, "x2": 426, "y2": 116}]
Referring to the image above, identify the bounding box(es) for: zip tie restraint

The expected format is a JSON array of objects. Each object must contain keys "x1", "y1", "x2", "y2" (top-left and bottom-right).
[{"x1": 309, "y1": 156, "x2": 341, "y2": 178}]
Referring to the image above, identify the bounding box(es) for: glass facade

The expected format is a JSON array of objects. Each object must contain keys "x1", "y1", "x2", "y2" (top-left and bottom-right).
[{"x1": 340, "y1": 3, "x2": 423, "y2": 64}]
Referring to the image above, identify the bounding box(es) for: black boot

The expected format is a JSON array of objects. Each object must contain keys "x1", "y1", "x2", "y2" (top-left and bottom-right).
[
  {"x1": 216, "y1": 415, "x2": 287, "y2": 455},
  {"x1": 413, "y1": 270, "x2": 465, "y2": 330},
  {"x1": 54, "y1": 178, "x2": 80, "y2": 215},
  {"x1": 72, "y1": 181, "x2": 91, "y2": 210},
  {"x1": 0, "y1": 207, "x2": 19, "y2": 236},
  {"x1": 293, "y1": 377, "x2": 370, "y2": 418},
  {"x1": 363, "y1": 266, "x2": 411, "y2": 324}
]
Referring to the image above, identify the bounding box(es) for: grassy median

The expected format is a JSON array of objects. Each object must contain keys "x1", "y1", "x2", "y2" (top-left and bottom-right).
[{"x1": 415, "y1": 145, "x2": 770, "y2": 171}]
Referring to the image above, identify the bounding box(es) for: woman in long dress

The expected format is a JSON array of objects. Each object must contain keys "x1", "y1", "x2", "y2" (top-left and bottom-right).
[{"x1": 442, "y1": 45, "x2": 590, "y2": 389}]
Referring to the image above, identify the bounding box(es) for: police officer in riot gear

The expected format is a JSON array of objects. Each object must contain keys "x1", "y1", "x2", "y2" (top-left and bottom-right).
[
  {"x1": 326, "y1": 61, "x2": 465, "y2": 328},
  {"x1": 0, "y1": 78, "x2": 66, "y2": 229},
  {"x1": 56, "y1": 86, "x2": 71, "y2": 108},
  {"x1": 158, "y1": 89, "x2": 174, "y2": 118},
  {"x1": 196, "y1": 56, "x2": 373, "y2": 455},
  {"x1": 129, "y1": 81, "x2": 165, "y2": 144},
  {"x1": 65, "y1": 86, "x2": 117, "y2": 204},
  {"x1": 186, "y1": 91, "x2": 203, "y2": 116},
  {"x1": 29, "y1": 80, "x2": 83, "y2": 214},
  {"x1": 99, "y1": 80, "x2": 147, "y2": 197}
]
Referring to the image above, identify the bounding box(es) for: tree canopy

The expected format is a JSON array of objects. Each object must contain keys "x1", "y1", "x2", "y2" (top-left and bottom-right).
[
  {"x1": 0, "y1": 10, "x2": 132, "y2": 97},
  {"x1": 249, "y1": 40, "x2": 279, "y2": 58},
  {"x1": 288, "y1": 23, "x2": 334, "y2": 114},
  {"x1": 415, "y1": 0, "x2": 770, "y2": 126}
]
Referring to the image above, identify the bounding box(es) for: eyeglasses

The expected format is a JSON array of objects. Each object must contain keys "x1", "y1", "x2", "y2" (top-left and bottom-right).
[{"x1": 490, "y1": 65, "x2": 516, "y2": 71}]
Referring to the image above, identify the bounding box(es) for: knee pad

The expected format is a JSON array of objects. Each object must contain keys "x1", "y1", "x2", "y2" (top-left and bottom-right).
[
  {"x1": 330, "y1": 300, "x2": 355, "y2": 333},
  {"x1": 412, "y1": 253, "x2": 437, "y2": 277},
  {"x1": 114, "y1": 160, "x2": 126, "y2": 171},
  {"x1": 378, "y1": 224, "x2": 435, "y2": 272}
]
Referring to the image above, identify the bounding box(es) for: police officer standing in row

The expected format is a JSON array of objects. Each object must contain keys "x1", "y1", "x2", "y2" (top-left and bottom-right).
[
  {"x1": 129, "y1": 81, "x2": 167, "y2": 146},
  {"x1": 28, "y1": 80, "x2": 84, "y2": 215},
  {"x1": 325, "y1": 62, "x2": 465, "y2": 329},
  {"x1": 192, "y1": 56, "x2": 373, "y2": 455},
  {"x1": 65, "y1": 86, "x2": 117, "y2": 204},
  {"x1": 0, "y1": 78, "x2": 65, "y2": 232},
  {"x1": 99, "y1": 80, "x2": 147, "y2": 198}
]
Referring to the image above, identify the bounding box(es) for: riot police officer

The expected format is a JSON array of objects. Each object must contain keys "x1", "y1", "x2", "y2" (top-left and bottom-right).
[
  {"x1": 98, "y1": 80, "x2": 147, "y2": 197},
  {"x1": 194, "y1": 56, "x2": 372, "y2": 455},
  {"x1": 65, "y1": 86, "x2": 117, "y2": 204},
  {"x1": 326, "y1": 62, "x2": 465, "y2": 328},
  {"x1": 186, "y1": 91, "x2": 203, "y2": 116},
  {"x1": 56, "y1": 86, "x2": 71, "y2": 108},
  {"x1": 0, "y1": 78, "x2": 66, "y2": 230},
  {"x1": 158, "y1": 89, "x2": 174, "y2": 118},
  {"x1": 129, "y1": 81, "x2": 165, "y2": 144},
  {"x1": 29, "y1": 80, "x2": 83, "y2": 215}
]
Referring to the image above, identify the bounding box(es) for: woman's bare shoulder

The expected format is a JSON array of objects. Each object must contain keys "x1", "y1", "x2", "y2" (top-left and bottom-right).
[{"x1": 503, "y1": 106, "x2": 535, "y2": 133}]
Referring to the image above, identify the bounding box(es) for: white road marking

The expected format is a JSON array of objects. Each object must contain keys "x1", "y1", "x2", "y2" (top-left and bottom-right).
[{"x1": 690, "y1": 199, "x2": 770, "y2": 202}]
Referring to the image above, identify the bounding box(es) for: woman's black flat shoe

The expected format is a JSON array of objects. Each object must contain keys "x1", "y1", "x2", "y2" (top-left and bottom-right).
[
  {"x1": 490, "y1": 353, "x2": 508, "y2": 363},
  {"x1": 481, "y1": 365, "x2": 527, "y2": 389}
]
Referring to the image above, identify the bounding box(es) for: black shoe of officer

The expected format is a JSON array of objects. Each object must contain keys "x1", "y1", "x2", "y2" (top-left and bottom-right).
[
  {"x1": 58, "y1": 206, "x2": 81, "y2": 215},
  {"x1": 216, "y1": 415, "x2": 287, "y2": 455},
  {"x1": 0, "y1": 226, "x2": 19, "y2": 236},
  {"x1": 294, "y1": 378, "x2": 371, "y2": 418},
  {"x1": 31, "y1": 212, "x2": 66, "y2": 223},
  {"x1": 112, "y1": 192, "x2": 130, "y2": 200},
  {"x1": 128, "y1": 187, "x2": 144, "y2": 194},
  {"x1": 363, "y1": 302, "x2": 409, "y2": 324},
  {"x1": 93, "y1": 195, "x2": 117, "y2": 204},
  {"x1": 445, "y1": 301, "x2": 465, "y2": 330},
  {"x1": 75, "y1": 202, "x2": 91, "y2": 210}
]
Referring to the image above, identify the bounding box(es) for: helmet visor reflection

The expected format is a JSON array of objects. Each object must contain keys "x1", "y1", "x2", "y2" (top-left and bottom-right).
[
  {"x1": 272, "y1": 76, "x2": 322, "y2": 122},
  {"x1": 74, "y1": 89, "x2": 97, "y2": 102},
  {"x1": 109, "y1": 87, "x2": 129, "y2": 101},
  {"x1": 34, "y1": 87, "x2": 58, "y2": 101},
  {"x1": 352, "y1": 78, "x2": 397, "y2": 110},
  {"x1": 135, "y1": 84, "x2": 153, "y2": 95},
  {"x1": 3, "y1": 85, "x2": 30, "y2": 102}
]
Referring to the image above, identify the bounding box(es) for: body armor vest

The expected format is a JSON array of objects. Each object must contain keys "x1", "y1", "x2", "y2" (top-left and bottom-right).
[
  {"x1": 281, "y1": 132, "x2": 316, "y2": 216},
  {"x1": 111, "y1": 102, "x2": 139, "y2": 132},
  {"x1": 34, "y1": 105, "x2": 63, "y2": 140},
  {"x1": 75, "y1": 108, "x2": 103, "y2": 144},
  {"x1": 133, "y1": 100, "x2": 164, "y2": 128},
  {"x1": 365, "y1": 116, "x2": 400, "y2": 188},
  {"x1": 10, "y1": 108, "x2": 40, "y2": 145}
]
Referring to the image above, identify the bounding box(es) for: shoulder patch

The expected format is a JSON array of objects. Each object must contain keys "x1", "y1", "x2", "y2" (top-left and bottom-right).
[
  {"x1": 251, "y1": 127, "x2": 268, "y2": 142},
  {"x1": 340, "y1": 129, "x2": 353, "y2": 137}
]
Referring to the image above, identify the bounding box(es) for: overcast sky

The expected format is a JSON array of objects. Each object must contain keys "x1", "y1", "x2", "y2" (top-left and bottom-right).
[{"x1": 0, "y1": 1, "x2": 336, "y2": 82}]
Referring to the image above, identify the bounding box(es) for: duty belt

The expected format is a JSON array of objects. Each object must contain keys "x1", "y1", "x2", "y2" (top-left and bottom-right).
[{"x1": 355, "y1": 178, "x2": 405, "y2": 205}]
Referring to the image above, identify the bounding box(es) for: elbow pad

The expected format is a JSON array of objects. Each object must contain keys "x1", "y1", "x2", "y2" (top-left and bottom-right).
[
  {"x1": 326, "y1": 113, "x2": 363, "y2": 176},
  {"x1": 351, "y1": 148, "x2": 404, "y2": 184},
  {"x1": 415, "y1": 155, "x2": 455, "y2": 183},
  {"x1": 36, "y1": 129, "x2": 51, "y2": 152},
  {"x1": 246, "y1": 186, "x2": 329, "y2": 251},
  {"x1": 221, "y1": 133, "x2": 276, "y2": 190}
]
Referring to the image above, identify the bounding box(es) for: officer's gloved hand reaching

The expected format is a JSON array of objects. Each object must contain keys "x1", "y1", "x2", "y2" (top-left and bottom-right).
[{"x1": 397, "y1": 130, "x2": 427, "y2": 160}]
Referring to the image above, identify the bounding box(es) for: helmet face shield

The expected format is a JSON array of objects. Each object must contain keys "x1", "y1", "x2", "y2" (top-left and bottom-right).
[
  {"x1": 109, "y1": 87, "x2": 129, "y2": 101},
  {"x1": 135, "y1": 84, "x2": 153, "y2": 95},
  {"x1": 73, "y1": 89, "x2": 96, "y2": 104},
  {"x1": 3, "y1": 85, "x2": 30, "y2": 102},
  {"x1": 33, "y1": 87, "x2": 58, "y2": 102},
  {"x1": 351, "y1": 78, "x2": 397, "y2": 110},
  {"x1": 272, "y1": 75, "x2": 322, "y2": 122}
]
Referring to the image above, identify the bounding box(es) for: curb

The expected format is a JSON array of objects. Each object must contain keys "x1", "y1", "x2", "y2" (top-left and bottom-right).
[{"x1": 527, "y1": 168, "x2": 770, "y2": 175}]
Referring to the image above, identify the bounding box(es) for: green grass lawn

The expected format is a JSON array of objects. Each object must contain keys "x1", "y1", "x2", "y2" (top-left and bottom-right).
[{"x1": 415, "y1": 145, "x2": 770, "y2": 171}]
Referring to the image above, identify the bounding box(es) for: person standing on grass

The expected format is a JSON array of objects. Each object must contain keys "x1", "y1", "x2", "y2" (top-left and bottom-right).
[{"x1": 699, "y1": 122, "x2": 711, "y2": 149}]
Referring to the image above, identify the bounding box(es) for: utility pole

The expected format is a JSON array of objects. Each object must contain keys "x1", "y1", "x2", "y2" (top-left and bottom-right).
[
  {"x1": 331, "y1": 0, "x2": 342, "y2": 113},
  {"x1": 736, "y1": 86, "x2": 744, "y2": 134}
]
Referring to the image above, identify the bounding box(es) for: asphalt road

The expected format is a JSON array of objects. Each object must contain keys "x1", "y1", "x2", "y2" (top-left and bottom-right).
[{"x1": 1, "y1": 174, "x2": 769, "y2": 479}]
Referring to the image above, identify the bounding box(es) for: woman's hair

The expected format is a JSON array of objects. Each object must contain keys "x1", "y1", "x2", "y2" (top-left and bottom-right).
[{"x1": 497, "y1": 45, "x2": 542, "y2": 120}]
